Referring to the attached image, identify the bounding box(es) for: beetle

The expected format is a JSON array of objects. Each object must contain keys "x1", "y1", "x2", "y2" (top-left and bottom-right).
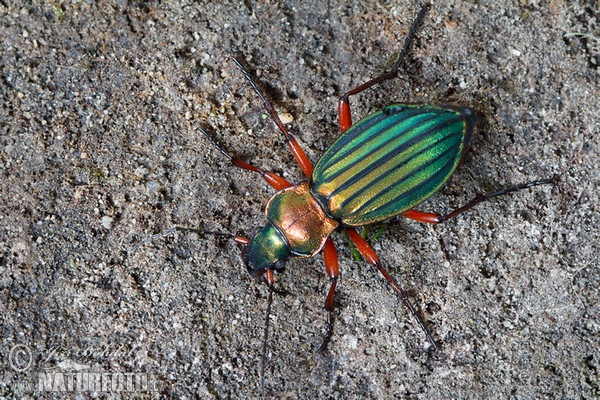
[
  {"x1": 189, "y1": 3, "x2": 552, "y2": 351},
  {"x1": 134, "y1": 3, "x2": 553, "y2": 387}
]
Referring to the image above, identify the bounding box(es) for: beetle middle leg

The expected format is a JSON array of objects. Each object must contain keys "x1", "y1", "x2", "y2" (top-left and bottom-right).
[
  {"x1": 346, "y1": 228, "x2": 438, "y2": 349},
  {"x1": 318, "y1": 229, "x2": 438, "y2": 352},
  {"x1": 231, "y1": 58, "x2": 314, "y2": 179}
]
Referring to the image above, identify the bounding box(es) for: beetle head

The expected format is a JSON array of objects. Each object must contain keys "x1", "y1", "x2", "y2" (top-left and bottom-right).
[{"x1": 242, "y1": 223, "x2": 290, "y2": 278}]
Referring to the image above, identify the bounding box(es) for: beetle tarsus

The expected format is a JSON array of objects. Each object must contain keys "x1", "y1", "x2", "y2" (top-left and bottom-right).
[
  {"x1": 337, "y1": 4, "x2": 429, "y2": 132},
  {"x1": 375, "y1": 260, "x2": 438, "y2": 350},
  {"x1": 345, "y1": 228, "x2": 437, "y2": 349},
  {"x1": 318, "y1": 311, "x2": 335, "y2": 355},
  {"x1": 392, "y1": 4, "x2": 430, "y2": 72},
  {"x1": 231, "y1": 57, "x2": 314, "y2": 178},
  {"x1": 199, "y1": 126, "x2": 293, "y2": 191}
]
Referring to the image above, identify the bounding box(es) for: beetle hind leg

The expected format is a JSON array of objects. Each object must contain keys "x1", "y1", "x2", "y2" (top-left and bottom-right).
[
  {"x1": 337, "y1": 4, "x2": 429, "y2": 133},
  {"x1": 402, "y1": 177, "x2": 555, "y2": 224}
]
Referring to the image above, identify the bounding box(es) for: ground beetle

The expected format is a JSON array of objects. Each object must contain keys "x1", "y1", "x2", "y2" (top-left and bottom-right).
[{"x1": 134, "y1": 3, "x2": 553, "y2": 391}]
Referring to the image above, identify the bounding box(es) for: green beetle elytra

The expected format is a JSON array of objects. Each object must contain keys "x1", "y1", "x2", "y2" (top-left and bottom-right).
[{"x1": 312, "y1": 103, "x2": 475, "y2": 226}]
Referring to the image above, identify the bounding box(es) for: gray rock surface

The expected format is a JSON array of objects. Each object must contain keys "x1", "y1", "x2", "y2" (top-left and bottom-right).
[{"x1": 1, "y1": 1, "x2": 598, "y2": 398}]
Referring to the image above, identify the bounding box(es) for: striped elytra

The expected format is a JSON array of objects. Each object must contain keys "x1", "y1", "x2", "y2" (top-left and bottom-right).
[{"x1": 311, "y1": 103, "x2": 475, "y2": 226}]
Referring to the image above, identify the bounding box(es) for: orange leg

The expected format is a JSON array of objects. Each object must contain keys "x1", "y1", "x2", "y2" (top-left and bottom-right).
[
  {"x1": 264, "y1": 267, "x2": 275, "y2": 285},
  {"x1": 402, "y1": 178, "x2": 555, "y2": 224},
  {"x1": 232, "y1": 58, "x2": 314, "y2": 178},
  {"x1": 199, "y1": 126, "x2": 292, "y2": 191},
  {"x1": 319, "y1": 237, "x2": 339, "y2": 353},
  {"x1": 346, "y1": 228, "x2": 437, "y2": 349},
  {"x1": 337, "y1": 5, "x2": 429, "y2": 133}
]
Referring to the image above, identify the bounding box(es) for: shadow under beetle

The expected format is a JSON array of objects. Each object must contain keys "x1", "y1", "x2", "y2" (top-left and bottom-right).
[{"x1": 135, "y1": 3, "x2": 553, "y2": 390}]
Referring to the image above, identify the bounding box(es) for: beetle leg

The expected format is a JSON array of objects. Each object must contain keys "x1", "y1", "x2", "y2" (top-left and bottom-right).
[
  {"x1": 337, "y1": 4, "x2": 429, "y2": 133},
  {"x1": 319, "y1": 237, "x2": 340, "y2": 353},
  {"x1": 346, "y1": 228, "x2": 437, "y2": 349},
  {"x1": 199, "y1": 126, "x2": 293, "y2": 191},
  {"x1": 231, "y1": 58, "x2": 314, "y2": 178},
  {"x1": 402, "y1": 178, "x2": 555, "y2": 224}
]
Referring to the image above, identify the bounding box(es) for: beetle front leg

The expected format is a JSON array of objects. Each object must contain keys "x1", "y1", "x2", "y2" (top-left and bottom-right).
[
  {"x1": 402, "y1": 178, "x2": 555, "y2": 224},
  {"x1": 346, "y1": 228, "x2": 437, "y2": 349},
  {"x1": 319, "y1": 237, "x2": 339, "y2": 354},
  {"x1": 199, "y1": 126, "x2": 293, "y2": 191}
]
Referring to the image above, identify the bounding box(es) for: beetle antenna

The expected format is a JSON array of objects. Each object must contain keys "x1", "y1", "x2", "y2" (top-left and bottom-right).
[
  {"x1": 260, "y1": 269, "x2": 275, "y2": 398},
  {"x1": 130, "y1": 226, "x2": 249, "y2": 254}
]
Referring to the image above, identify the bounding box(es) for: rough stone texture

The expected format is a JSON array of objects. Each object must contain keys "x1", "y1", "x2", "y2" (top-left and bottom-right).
[{"x1": 0, "y1": 1, "x2": 598, "y2": 398}]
